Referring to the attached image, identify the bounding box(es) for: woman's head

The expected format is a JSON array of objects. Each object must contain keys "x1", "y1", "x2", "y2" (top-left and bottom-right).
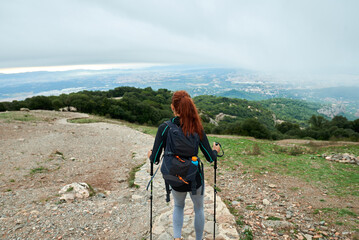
[{"x1": 171, "y1": 90, "x2": 203, "y2": 138}]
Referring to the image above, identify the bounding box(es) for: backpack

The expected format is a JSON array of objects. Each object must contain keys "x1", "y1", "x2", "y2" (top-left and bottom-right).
[{"x1": 160, "y1": 120, "x2": 204, "y2": 202}]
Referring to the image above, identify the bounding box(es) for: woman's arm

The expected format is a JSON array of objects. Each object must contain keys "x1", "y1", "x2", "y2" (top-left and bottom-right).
[
  {"x1": 199, "y1": 131, "x2": 219, "y2": 163},
  {"x1": 148, "y1": 123, "x2": 169, "y2": 164}
]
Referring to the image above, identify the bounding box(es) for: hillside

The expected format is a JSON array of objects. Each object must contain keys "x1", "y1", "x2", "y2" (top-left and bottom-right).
[
  {"x1": 259, "y1": 98, "x2": 325, "y2": 126},
  {"x1": 1, "y1": 86, "x2": 358, "y2": 141},
  {"x1": 1, "y1": 111, "x2": 358, "y2": 239}
]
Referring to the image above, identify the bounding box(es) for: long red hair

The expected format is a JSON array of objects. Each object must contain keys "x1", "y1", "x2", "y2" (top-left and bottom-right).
[{"x1": 172, "y1": 90, "x2": 203, "y2": 139}]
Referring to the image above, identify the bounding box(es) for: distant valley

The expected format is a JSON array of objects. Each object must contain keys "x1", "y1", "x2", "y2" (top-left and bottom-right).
[{"x1": 1, "y1": 65, "x2": 358, "y2": 120}]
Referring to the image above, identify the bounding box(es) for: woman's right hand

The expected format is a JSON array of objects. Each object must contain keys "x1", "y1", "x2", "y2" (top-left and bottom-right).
[{"x1": 212, "y1": 142, "x2": 221, "y2": 153}]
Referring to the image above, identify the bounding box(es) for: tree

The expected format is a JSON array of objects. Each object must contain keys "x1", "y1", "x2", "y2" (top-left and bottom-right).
[
  {"x1": 276, "y1": 121, "x2": 300, "y2": 134},
  {"x1": 352, "y1": 119, "x2": 359, "y2": 133},
  {"x1": 0, "y1": 102, "x2": 6, "y2": 112},
  {"x1": 309, "y1": 115, "x2": 328, "y2": 129},
  {"x1": 241, "y1": 118, "x2": 271, "y2": 139},
  {"x1": 27, "y1": 96, "x2": 53, "y2": 110},
  {"x1": 330, "y1": 115, "x2": 350, "y2": 129}
]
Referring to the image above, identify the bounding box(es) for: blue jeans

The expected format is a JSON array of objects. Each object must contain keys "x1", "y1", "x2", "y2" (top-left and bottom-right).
[{"x1": 172, "y1": 187, "x2": 204, "y2": 240}]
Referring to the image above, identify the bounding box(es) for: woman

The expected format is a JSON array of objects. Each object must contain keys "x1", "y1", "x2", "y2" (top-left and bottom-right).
[{"x1": 148, "y1": 90, "x2": 220, "y2": 240}]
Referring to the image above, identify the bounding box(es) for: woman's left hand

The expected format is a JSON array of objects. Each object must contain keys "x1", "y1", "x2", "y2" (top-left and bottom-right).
[{"x1": 147, "y1": 150, "x2": 152, "y2": 159}]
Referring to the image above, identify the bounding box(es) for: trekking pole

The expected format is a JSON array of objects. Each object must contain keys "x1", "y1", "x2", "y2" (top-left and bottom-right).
[
  {"x1": 213, "y1": 154, "x2": 217, "y2": 240},
  {"x1": 150, "y1": 160, "x2": 153, "y2": 240},
  {"x1": 214, "y1": 142, "x2": 224, "y2": 240}
]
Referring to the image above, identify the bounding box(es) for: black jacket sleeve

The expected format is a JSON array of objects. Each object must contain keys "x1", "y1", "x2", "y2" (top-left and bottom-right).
[
  {"x1": 199, "y1": 131, "x2": 217, "y2": 163},
  {"x1": 149, "y1": 122, "x2": 169, "y2": 164}
]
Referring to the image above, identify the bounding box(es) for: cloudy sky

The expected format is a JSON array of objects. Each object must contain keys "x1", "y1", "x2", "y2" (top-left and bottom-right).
[{"x1": 0, "y1": 0, "x2": 358, "y2": 74}]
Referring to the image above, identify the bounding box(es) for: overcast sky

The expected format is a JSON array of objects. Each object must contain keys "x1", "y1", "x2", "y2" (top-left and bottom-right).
[{"x1": 0, "y1": 0, "x2": 358, "y2": 74}]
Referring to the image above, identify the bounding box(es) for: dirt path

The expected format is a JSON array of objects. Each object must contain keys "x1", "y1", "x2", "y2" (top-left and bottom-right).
[
  {"x1": 0, "y1": 111, "x2": 153, "y2": 239},
  {"x1": 0, "y1": 111, "x2": 239, "y2": 239}
]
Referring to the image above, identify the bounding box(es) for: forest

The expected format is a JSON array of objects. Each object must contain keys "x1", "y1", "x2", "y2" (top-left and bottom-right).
[{"x1": 1, "y1": 86, "x2": 358, "y2": 141}]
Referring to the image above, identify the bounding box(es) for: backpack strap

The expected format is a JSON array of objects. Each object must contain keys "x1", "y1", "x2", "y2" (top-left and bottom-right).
[{"x1": 200, "y1": 160, "x2": 204, "y2": 195}]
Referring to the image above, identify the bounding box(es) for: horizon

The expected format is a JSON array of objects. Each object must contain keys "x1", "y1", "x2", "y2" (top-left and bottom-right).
[{"x1": 1, "y1": 1, "x2": 359, "y2": 76}]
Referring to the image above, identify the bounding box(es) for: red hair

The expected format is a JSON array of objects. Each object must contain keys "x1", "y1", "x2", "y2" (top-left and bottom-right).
[{"x1": 172, "y1": 90, "x2": 203, "y2": 139}]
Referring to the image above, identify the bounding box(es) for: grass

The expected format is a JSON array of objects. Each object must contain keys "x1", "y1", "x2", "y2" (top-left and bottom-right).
[
  {"x1": 205, "y1": 136, "x2": 359, "y2": 196},
  {"x1": 0, "y1": 112, "x2": 38, "y2": 122},
  {"x1": 242, "y1": 229, "x2": 254, "y2": 240},
  {"x1": 223, "y1": 199, "x2": 239, "y2": 216},
  {"x1": 67, "y1": 118, "x2": 103, "y2": 124},
  {"x1": 30, "y1": 166, "x2": 49, "y2": 174},
  {"x1": 267, "y1": 216, "x2": 281, "y2": 221},
  {"x1": 87, "y1": 183, "x2": 96, "y2": 197},
  {"x1": 314, "y1": 208, "x2": 357, "y2": 217},
  {"x1": 236, "y1": 215, "x2": 245, "y2": 226},
  {"x1": 67, "y1": 115, "x2": 159, "y2": 136},
  {"x1": 245, "y1": 204, "x2": 260, "y2": 211},
  {"x1": 9, "y1": 179, "x2": 15, "y2": 182},
  {"x1": 124, "y1": 123, "x2": 157, "y2": 136},
  {"x1": 128, "y1": 162, "x2": 145, "y2": 188}
]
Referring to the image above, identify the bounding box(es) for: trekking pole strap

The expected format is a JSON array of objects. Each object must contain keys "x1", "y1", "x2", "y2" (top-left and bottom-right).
[{"x1": 215, "y1": 142, "x2": 224, "y2": 157}]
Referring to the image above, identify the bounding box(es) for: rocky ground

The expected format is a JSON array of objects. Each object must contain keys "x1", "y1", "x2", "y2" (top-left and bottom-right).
[
  {"x1": 0, "y1": 111, "x2": 154, "y2": 239},
  {"x1": 0, "y1": 110, "x2": 357, "y2": 240}
]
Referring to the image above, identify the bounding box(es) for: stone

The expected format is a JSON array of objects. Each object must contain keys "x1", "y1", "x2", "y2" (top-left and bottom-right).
[
  {"x1": 117, "y1": 178, "x2": 127, "y2": 183},
  {"x1": 204, "y1": 221, "x2": 218, "y2": 234},
  {"x1": 158, "y1": 232, "x2": 172, "y2": 240},
  {"x1": 263, "y1": 199, "x2": 270, "y2": 205},
  {"x1": 131, "y1": 194, "x2": 142, "y2": 200},
  {"x1": 217, "y1": 214, "x2": 234, "y2": 224},
  {"x1": 262, "y1": 220, "x2": 294, "y2": 229},
  {"x1": 304, "y1": 234, "x2": 313, "y2": 240},
  {"x1": 268, "y1": 184, "x2": 277, "y2": 188},
  {"x1": 60, "y1": 193, "x2": 75, "y2": 202},
  {"x1": 97, "y1": 193, "x2": 106, "y2": 198},
  {"x1": 59, "y1": 182, "x2": 91, "y2": 202}
]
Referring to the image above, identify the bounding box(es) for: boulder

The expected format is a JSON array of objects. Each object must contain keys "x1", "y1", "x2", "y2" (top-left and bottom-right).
[{"x1": 59, "y1": 182, "x2": 91, "y2": 202}]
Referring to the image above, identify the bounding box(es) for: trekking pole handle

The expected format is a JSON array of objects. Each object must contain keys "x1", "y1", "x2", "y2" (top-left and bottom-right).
[{"x1": 215, "y1": 142, "x2": 224, "y2": 157}]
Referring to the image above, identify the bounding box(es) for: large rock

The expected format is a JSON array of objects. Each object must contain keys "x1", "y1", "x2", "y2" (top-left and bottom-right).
[
  {"x1": 263, "y1": 220, "x2": 294, "y2": 229},
  {"x1": 59, "y1": 182, "x2": 92, "y2": 202},
  {"x1": 323, "y1": 153, "x2": 359, "y2": 165}
]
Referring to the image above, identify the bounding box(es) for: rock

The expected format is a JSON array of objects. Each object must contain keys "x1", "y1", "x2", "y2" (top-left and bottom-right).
[
  {"x1": 97, "y1": 193, "x2": 106, "y2": 198},
  {"x1": 131, "y1": 195, "x2": 142, "y2": 200},
  {"x1": 204, "y1": 221, "x2": 218, "y2": 234},
  {"x1": 59, "y1": 106, "x2": 77, "y2": 112},
  {"x1": 59, "y1": 182, "x2": 91, "y2": 202},
  {"x1": 158, "y1": 232, "x2": 172, "y2": 240},
  {"x1": 231, "y1": 201, "x2": 240, "y2": 206},
  {"x1": 117, "y1": 178, "x2": 127, "y2": 183},
  {"x1": 268, "y1": 184, "x2": 277, "y2": 188},
  {"x1": 304, "y1": 234, "x2": 313, "y2": 240},
  {"x1": 319, "y1": 220, "x2": 325, "y2": 226},
  {"x1": 20, "y1": 108, "x2": 30, "y2": 112},
  {"x1": 263, "y1": 220, "x2": 294, "y2": 229},
  {"x1": 60, "y1": 193, "x2": 75, "y2": 202},
  {"x1": 263, "y1": 199, "x2": 270, "y2": 205}
]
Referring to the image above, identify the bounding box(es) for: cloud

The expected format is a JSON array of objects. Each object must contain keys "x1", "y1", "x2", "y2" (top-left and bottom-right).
[{"x1": 0, "y1": 0, "x2": 358, "y2": 74}]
